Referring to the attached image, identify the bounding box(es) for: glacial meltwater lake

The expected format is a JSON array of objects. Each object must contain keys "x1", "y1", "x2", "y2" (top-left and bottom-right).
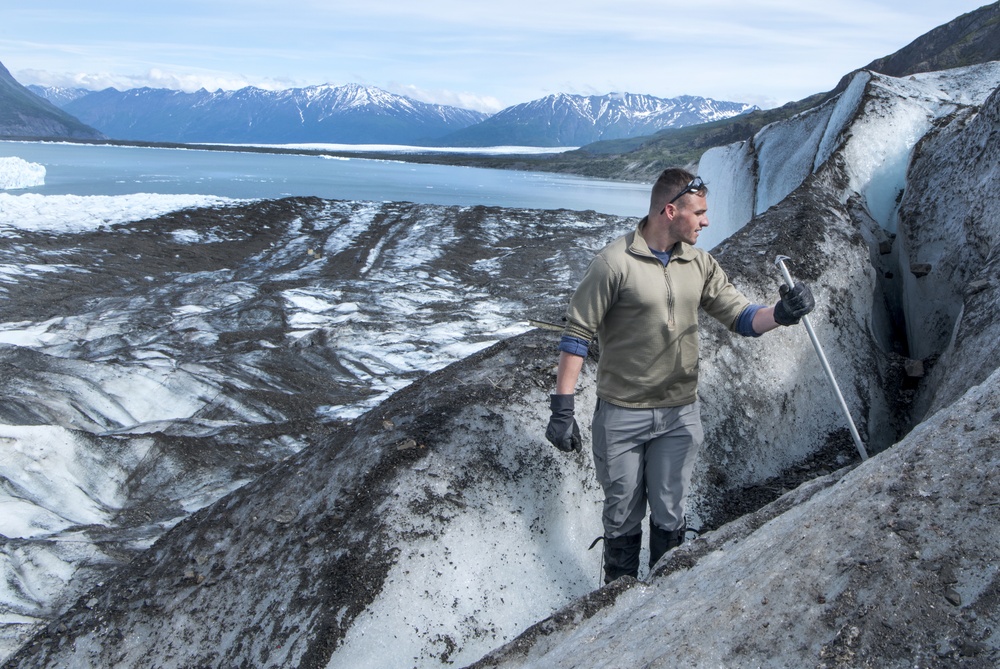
[{"x1": 0, "y1": 140, "x2": 649, "y2": 216}]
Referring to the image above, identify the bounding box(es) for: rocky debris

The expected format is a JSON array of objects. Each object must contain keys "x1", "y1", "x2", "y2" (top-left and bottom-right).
[
  {"x1": 1, "y1": 329, "x2": 588, "y2": 668},
  {"x1": 904, "y1": 358, "x2": 925, "y2": 379},
  {"x1": 0, "y1": 194, "x2": 641, "y2": 664}
]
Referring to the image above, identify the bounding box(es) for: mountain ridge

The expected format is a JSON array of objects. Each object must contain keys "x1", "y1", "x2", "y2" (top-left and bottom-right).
[
  {"x1": 863, "y1": 1, "x2": 1000, "y2": 75},
  {"x1": 433, "y1": 91, "x2": 756, "y2": 147},
  {"x1": 42, "y1": 83, "x2": 488, "y2": 145},
  {"x1": 0, "y1": 61, "x2": 104, "y2": 140},
  {"x1": 28, "y1": 82, "x2": 756, "y2": 147}
]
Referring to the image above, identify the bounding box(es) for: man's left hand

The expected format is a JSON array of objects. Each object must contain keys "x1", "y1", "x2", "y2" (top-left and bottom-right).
[
  {"x1": 774, "y1": 282, "x2": 815, "y2": 326},
  {"x1": 546, "y1": 394, "x2": 582, "y2": 452}
]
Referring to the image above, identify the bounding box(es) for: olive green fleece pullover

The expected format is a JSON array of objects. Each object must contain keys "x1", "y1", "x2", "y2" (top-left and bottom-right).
[{"x1": 562, "y1": 218, "x2": 750, "y2": 408}]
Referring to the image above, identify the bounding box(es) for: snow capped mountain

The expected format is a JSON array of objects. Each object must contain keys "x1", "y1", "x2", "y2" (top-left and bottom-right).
[
  {"x1": 436, "y1": 92, "x2": 758, "y2": 146},
  {"x1": 30, "y1": 83, "x2": 755, "y2": 147},
  {"x1": 24, "y1": 85, "x2": 91, "y2": 108},
  {"x1": 36, "y1": 83, "x2": 489, "y2": 144}
]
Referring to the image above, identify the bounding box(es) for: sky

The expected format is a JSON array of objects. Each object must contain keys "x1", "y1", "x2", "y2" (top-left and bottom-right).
[{"x1": 0, "y1": 1, "x2": 993, "y2": 113}]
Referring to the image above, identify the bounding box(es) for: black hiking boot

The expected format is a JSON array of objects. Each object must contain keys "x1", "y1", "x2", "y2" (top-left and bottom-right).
[
  {"x1": 603, "y1": 533, "x2": 642, "y2": 583},
  {"x1": 649, "y1": 524, "x2": 685, "y2": 570}
]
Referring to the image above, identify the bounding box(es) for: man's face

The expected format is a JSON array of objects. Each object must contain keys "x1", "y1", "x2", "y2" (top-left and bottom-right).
[{"x1": 666, "y1": 193, "x2": 709, "y2": 245}]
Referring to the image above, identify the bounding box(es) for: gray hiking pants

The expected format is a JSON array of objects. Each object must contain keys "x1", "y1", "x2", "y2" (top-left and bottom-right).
[{"x1": 591, "y1": 399, "x2": 703, "y2": 539}]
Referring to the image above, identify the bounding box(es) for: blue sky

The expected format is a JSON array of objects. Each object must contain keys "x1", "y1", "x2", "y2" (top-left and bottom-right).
[{"x1": 1, "y1": 1, "x2": 992, "y2": 112}]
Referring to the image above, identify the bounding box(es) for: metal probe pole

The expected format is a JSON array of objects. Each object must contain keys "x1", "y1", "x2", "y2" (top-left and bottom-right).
[{"x1": 775, "y1": 255, "x2": 869, "y2": 461}]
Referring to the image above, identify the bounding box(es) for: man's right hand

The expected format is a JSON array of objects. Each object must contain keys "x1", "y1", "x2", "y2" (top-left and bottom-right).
[
  {"x1": 774, "y1": 282, "x2": 815, "y2": 326},
  {"x1": 546, "y1": 394, "x2": 582, "y2": 452}
]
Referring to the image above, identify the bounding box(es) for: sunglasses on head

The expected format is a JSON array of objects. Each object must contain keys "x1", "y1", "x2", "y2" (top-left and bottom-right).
[{"x1": 660, "y1": 176, "x2": 705, "y2": 214}]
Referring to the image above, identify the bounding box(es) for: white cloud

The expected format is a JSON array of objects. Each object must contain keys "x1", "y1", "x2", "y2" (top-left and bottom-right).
[
  {"x1": 15, "y1": 67, "x2": 301, "y2": 93},
  {"x1": 386, "y1": 84, "x2": 506, "y2": 114},
  {"x1": 3, "y1": 0, "x2": 992, "y2": 110}
]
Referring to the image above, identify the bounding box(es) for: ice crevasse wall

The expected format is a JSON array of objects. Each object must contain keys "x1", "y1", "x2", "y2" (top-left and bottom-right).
[
  {"x1": 699, "y1": 66, "x2": 1000, "y2": 239},
  {"x1": 698, "y1": 63, "x2": 1000, "y2": 426}
]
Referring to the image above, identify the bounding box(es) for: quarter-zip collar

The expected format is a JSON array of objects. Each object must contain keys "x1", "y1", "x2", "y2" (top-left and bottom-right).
[{"x1": 629, "y1": 217, "x2": 697, "y2": 263}]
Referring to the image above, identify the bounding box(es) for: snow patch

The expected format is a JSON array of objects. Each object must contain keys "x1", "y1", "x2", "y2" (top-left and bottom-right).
[{"x1": 0, "y1": 193, "x2": 245, "y2": 234}]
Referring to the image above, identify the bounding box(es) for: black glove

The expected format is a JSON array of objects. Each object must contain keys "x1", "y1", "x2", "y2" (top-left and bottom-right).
[
  {"x1": 546, "y1": 394, "x2": 582, "y2": 452},
  {"x1": 774, "y1": 282, "x2": 815, "y2": 326}
]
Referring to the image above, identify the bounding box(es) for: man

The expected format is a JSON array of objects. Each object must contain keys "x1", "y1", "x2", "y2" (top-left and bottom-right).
[{"x1": 545, "y1": 168, "x2": 814, "y2": 583}]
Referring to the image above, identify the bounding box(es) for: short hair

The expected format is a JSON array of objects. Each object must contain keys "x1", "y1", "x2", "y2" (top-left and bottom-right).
[{"x1": 649, "y1": 167, "x2": 708, "y2": 215}]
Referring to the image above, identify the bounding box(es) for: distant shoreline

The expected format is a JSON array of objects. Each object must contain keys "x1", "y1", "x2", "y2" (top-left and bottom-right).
[
  {"x1": 0, "y1": 135, "x2": 576, "y2": 171},
  {"x1": 0, "y1": 136, "x2": 651, "y2": 183}
]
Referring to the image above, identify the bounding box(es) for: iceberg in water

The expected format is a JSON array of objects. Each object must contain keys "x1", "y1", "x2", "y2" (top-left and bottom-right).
[{"x1": 0, "y1": 156, "x2": 46, "y2": 190}]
